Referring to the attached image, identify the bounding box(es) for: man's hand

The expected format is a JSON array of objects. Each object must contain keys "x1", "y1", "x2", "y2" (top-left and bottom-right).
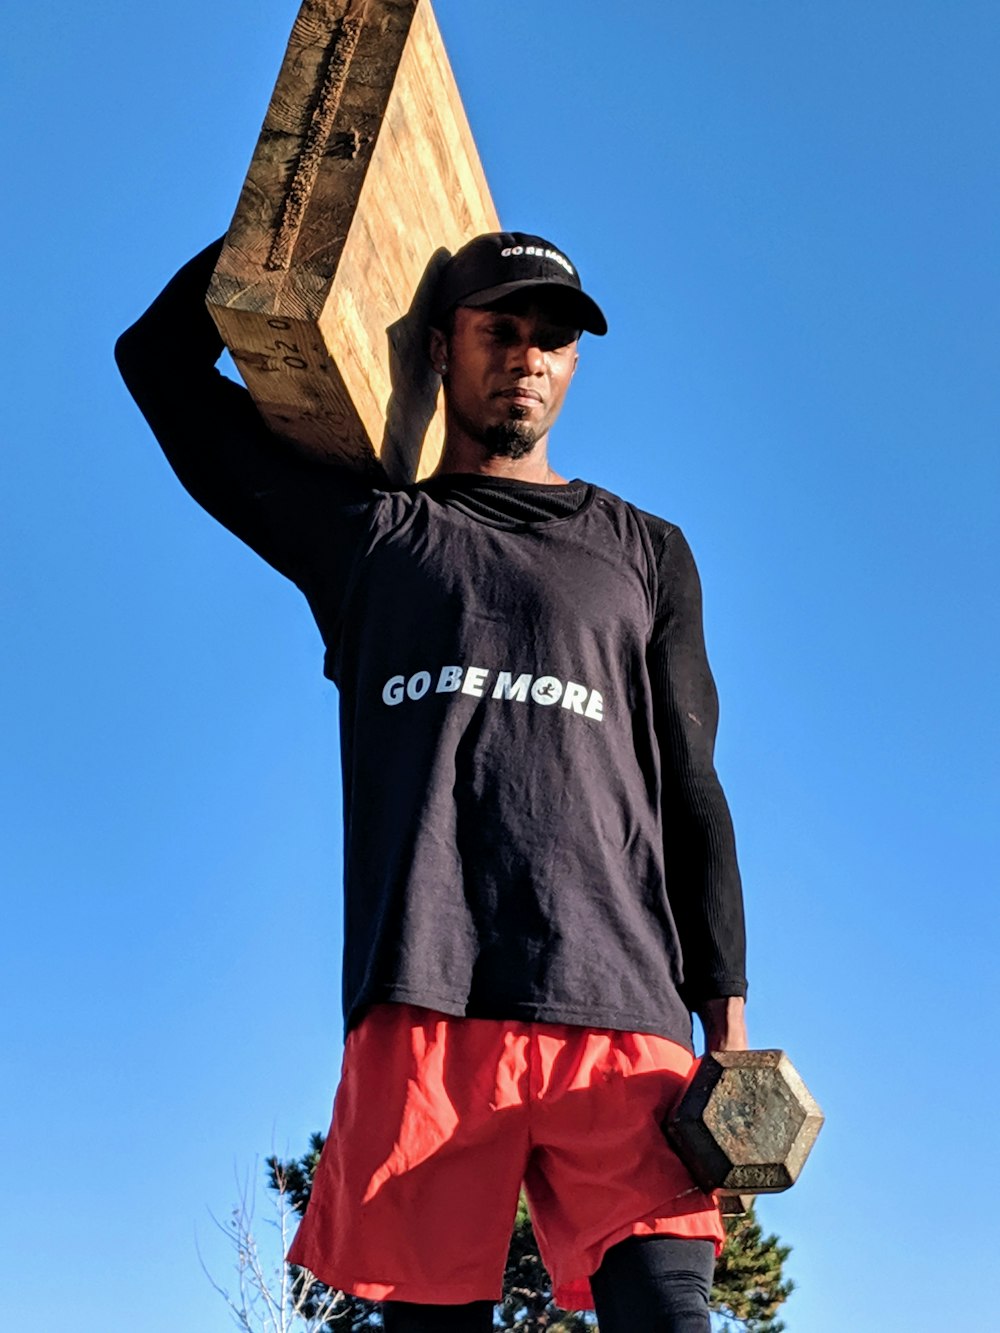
[{"x1": 696, "y1": 996, "x2": 748, "y2": 1053}]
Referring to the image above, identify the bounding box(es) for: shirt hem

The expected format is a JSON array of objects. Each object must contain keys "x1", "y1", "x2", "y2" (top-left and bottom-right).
[{"x1": 347, "y1": 985, "x2": 694, "y2": 1050}]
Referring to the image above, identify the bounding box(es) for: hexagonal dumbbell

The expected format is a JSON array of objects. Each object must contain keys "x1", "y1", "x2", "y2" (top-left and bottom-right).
[{"x1": 664, "y1": 1049, "x2": 824, "y2": 1215}]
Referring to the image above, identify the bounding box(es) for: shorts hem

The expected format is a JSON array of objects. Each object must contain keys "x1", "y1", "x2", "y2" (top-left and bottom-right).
[
  {"x1": 552, "y1": 1213, "x2": 726, "y2": 1313},
  {"x1": 292, "y1": 1265, "x2": 500, "y2": 1306}
]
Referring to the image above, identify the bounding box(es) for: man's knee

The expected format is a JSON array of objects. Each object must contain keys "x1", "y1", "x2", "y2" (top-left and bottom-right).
[{"x1": 590, "y1": 1235, "x2": 715, "y2": 1333}]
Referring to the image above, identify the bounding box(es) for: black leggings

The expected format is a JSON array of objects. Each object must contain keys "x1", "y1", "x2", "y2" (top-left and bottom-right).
[{"x1": 381, "y1": 1234, "x2": 715, "y2": 1332}]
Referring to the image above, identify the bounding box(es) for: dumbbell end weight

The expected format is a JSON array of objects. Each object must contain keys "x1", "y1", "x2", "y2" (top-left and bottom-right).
[{"x1": 664, "y1": 1049, "x2": 824, "y2": 1201}]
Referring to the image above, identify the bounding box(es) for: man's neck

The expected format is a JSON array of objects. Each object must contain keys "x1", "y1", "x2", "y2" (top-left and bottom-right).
[{"x1": 432, "y1": 434, "x2": 568, "y2": 485}]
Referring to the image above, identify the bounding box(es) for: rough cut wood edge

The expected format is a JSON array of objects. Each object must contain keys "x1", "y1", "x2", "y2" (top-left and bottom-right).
[
  {"x1": 207, "y1": 0, "x2": 499, "y2": 482},
  {"x1": 209, "y1": 0, "x2": 415, "y2": 318}
]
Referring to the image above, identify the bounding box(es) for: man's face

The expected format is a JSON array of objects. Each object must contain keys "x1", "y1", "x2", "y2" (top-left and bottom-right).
[{"x1": 432, "y1": 293, "x2": 580, "y2": 459}]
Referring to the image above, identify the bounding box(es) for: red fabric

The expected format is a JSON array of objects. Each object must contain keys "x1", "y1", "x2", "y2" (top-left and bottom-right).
[{"x1": 287, "y1": 1002, "x2": 724, "y2": 1312}]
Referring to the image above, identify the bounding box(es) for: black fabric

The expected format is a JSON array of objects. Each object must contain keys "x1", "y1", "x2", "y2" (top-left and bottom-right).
[
  {"x1": 114, "y1": 239, "x2": 747, "y2": 1051},
  {"x1": 381, "y1": 1298, "x2": 494, "y2": 1332},
  {"x1": 379, "y1": 1236, "x2": 715, "y2": 1330},
  {"x1": 590, "y1": 1235, "x2": 716, "y2": 1332},
  {"x1": 328, "y1": 476, "x2": 698, "y2": 1045}
]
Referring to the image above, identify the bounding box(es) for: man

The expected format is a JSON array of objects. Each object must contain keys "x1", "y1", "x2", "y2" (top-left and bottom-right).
[{"x1": 115, "y1": 230, "x2": 748, "y2": 1333}]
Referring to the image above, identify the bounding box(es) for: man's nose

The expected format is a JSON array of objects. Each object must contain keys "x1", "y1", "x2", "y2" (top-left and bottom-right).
[{"x1": 509, "y1": 338, "x2": 546, "y2": 376}]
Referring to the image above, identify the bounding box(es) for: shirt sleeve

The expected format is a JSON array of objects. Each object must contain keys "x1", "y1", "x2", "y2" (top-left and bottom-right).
[
  {"x1": 113, "y1": 237, "x2": 376, "y2": 602},
  {"x1": 640, "y1": 513, "x2": 748, "y2": 1009}
]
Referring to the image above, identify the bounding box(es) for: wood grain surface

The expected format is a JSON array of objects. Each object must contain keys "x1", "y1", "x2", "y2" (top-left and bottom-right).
[{"x1": 207, "y1": 0, "x2": 499, "y2": 482}]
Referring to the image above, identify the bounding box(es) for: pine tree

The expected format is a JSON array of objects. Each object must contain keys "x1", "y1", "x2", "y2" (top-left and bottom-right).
[
  {"x1": 710, "y1": 1209, "x2": 794, "y2": 1333},
  {"x1": 496, "y1": 1192, "x2": 794, "y2": 1333}
]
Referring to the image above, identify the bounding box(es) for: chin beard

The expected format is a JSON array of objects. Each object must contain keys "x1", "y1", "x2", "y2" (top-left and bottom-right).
[{"x1": 481, "y1": 420, "x2": 538, "y2": 460}]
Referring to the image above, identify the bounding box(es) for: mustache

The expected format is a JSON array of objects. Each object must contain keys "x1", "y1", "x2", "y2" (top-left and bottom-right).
[{"x1": 492, "y1": 386, "x2": 543, "y2": 403}]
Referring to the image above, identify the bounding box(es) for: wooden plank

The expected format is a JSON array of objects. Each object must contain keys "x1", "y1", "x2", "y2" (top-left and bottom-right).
[{"x1": 207, "y1": 0, "x2": 499, "y2": 482}]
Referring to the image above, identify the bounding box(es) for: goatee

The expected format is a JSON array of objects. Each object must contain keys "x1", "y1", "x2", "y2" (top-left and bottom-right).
[{"x1": 482, "y1": 420, "x2": 538, "y2": 460}]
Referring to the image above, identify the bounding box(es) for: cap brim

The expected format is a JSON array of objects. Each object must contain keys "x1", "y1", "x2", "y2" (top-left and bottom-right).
[{"x1": 459, "y1": 279, "x2": 608, "y2": 336}]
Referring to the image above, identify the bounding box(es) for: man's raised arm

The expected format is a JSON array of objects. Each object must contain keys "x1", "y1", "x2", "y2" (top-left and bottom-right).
[{"x1": 114, "y1": 238, "x2": 373, "y2": 590}]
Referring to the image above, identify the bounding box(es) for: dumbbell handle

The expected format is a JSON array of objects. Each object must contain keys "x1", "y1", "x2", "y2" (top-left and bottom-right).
[{"x1": 716, "y1": 1191, "x2": 754, "y2": 1216}]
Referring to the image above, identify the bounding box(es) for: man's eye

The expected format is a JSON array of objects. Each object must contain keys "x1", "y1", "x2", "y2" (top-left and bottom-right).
[{"x1": 483, "y1": 320, "x2": 577, "y2": 350}]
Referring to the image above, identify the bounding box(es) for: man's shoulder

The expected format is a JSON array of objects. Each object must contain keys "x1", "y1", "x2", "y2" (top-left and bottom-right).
[
  {"x1": 589, "y1": 484, "x2": 680, "y2": 548},
  {"x1": 630, "y1": 505, "x2": 679, "y2": 546}
]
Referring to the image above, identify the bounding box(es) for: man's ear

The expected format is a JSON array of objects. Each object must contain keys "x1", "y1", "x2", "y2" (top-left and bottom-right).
[{"x1": 428, "y1": 325, "x2": 448, "y2": 375}]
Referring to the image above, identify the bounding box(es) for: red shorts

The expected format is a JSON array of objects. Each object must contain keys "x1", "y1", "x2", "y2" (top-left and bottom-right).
[{"x1": 287, "y1": 1002, "x2": 724, "y2": 1312}]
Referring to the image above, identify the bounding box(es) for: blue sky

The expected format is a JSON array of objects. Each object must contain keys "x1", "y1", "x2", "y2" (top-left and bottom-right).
[{"x1": 3, "y1": 2, "x2": 998, "y2": 1329}]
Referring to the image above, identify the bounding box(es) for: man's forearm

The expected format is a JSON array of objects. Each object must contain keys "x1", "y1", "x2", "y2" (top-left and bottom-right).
[{"x1": 114, "y1": 237, "x2": 228, "y2": 408}]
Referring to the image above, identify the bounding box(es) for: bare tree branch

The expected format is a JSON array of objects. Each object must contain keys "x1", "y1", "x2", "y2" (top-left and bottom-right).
[{"x1": 200, "y1": 1157, "x2": 354, "y2": 1332}]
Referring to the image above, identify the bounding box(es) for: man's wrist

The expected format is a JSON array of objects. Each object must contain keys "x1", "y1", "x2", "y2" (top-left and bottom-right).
[{"x1": 695, "y1": 995, "x2": 748, "y2": 1052}]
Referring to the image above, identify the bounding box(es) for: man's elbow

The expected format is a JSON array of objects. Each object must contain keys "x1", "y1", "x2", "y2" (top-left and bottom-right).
[
  {"x1": 113, "y1": 325, "x2": 142, "y2": 385},
  {"x1": 114, "y1": 321, "x2": 165, "y2": 407}
]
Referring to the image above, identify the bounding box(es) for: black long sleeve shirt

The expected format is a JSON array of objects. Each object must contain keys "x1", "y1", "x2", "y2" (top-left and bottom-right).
[{"x1": 115, "y1": 239, "x2": 747, "y2": 1048}]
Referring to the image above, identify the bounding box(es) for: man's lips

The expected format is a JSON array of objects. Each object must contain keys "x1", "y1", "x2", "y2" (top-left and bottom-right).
[{"x1": 494, "y1": 387, "x2": 543, "y2": 405}]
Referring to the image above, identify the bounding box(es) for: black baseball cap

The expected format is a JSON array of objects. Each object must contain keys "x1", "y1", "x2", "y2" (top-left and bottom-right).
[{"x1": 430, "y1": 231, "x2": 608, "y2": 336}]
